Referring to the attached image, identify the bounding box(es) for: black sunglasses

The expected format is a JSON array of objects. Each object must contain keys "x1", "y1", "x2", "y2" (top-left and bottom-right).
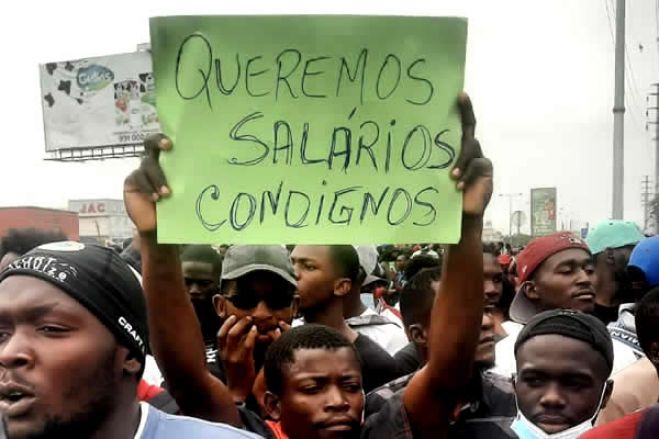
[{"x1": 224, "y1": 291, "x2": 295, "y2": 310}]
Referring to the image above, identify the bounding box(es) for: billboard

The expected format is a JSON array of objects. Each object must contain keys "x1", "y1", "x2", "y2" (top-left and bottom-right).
[
  {"x1": 68, "y1": 199, "x2": 133, "y2": 242},
  {"x1": 39, "y1": 51, "x2": 160, "y2": 160},
  {"x1": 68, "y1": 199, "x2": 127, "y2": 217},
  {"x1": 531, "y1": 187, "x2": 557, "y2": 237}
]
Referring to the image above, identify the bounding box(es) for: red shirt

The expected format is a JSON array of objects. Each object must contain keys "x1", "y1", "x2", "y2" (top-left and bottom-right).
[
  {"x1": 266, "y1": 420, "x2": 288, "y2": 439},
  {"x1": 581, "y1": 410, "x2": 644, "y2": 439},
  {"x1": 137, "y1": 379, "x2": 164, "y2": 401}
]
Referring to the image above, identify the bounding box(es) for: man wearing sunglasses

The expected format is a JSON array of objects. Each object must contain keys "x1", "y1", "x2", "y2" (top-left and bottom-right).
[
  {"x1": 122, "y1": 239, "x2": 297, "y2": 435},
  {"x1": 212, "y1": 245, "x2": 299, "y2": 403}
]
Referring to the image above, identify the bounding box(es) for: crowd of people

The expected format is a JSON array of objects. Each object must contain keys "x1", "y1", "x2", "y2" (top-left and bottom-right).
[{"x1": 0, "y1": 94, "x2": 658, "y2": 438}]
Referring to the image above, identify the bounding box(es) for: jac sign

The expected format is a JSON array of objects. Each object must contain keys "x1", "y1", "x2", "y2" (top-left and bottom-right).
[{"x1": 68, "y1": 199, "x2": 126, "y2": 217}]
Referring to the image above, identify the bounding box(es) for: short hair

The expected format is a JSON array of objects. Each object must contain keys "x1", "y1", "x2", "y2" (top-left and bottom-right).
[
  {"x1": 180, "y1": 245, "x2": 222, "y2": 275},
  {"x1": 635, "y1": 286, "x2": 659, "y2": 355},
  {"x1": 264, "y1": 324, "x2": 360, "y2": 396},
  {"x1": 399, "y1": 267, "x2": 441, "y2": 328},
  {"x1": 0, "y1": 228, "x2": 68, "y2": 258},
  {"x1": 327, "y1": 245, "x2": 360, "y2": 283},
  {"x1": 515, "y1": 310, "x2": 614, "y2": 375},
  {"x1": 404, "y1": 255, "x2": 440, "y2": 281}
]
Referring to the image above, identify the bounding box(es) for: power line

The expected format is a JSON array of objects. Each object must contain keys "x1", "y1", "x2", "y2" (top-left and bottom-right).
[
  {"x1": 603, "y1": 0, "x2": 647, "y2": 134},
  {"x1": 656, "y1": 0, "x2": 659, "y2": 48},
  {"x1": 615, "y1": 0, "x2": 643, "y2": 101}
]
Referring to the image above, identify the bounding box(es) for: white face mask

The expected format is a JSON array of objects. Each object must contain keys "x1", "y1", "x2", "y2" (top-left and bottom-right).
[
  {"x1": 511, "y1": 382, "x2": 609, "y2": 439},
  {"x1": 510, "y1": 411, "x2": 595, "y2": 439}
]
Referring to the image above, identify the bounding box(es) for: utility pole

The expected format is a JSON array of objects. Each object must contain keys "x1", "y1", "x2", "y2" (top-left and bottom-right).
[
  {"x1": 612, "y1": 0, "x2": 626, "y2": 219},
  {"x1": 650, "y1": 83, "x2": 659, "y2": 232},
  {"x1": 642, "y1": 175, "x2": 652, "y2": 231}
]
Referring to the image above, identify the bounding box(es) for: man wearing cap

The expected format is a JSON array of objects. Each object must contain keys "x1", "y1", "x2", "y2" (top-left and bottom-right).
[
  {"x1": 592, "y1": 236, "x2": 659, "y2": 426},
  {"x1": 212, "y1": 245, "x2": 299, "y2": 399},
  {"x1": 122, "y1": 237, "x2": 296, "y2": 435},
  {"x1": 511, "y1": 309, "x2": 614, "y2": 439},
  {"x1": 0, "y1": 242, "x2": 262, "y2": 438},
  {"x1": 585, "y1": 220, "x2": 645, "y2": 325},
  {"x1": 344, "y1": 245, "x2": 409, "y2": 355},
  {"x1": 607, "y1": 235, "x2": 659, "y2": 364},
  {"x1": 585, "y1": 286, "x2": 659, "y2": 438},
  {"x1": 492, "y1": 232, "x2": 597, "y2": 377}
]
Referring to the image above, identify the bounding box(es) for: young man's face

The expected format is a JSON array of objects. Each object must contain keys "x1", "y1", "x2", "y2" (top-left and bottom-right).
[
  {"x1": 290, "y1": 246, "x2": 339, "y2": 311},
  {"x1": 528, "y1": 249, "x2": 596, "y2": 314},
  {"x1": 182, "y1": 261, "x2": 218, "y2": 301},
  {"x1": 216, "y1": 271, "x2": 297, "y2": 344},
  {"x1": 276, "y1": 347, "x2": 363, "y2": 439},
  {"x1": 0, "y1": 276, "x2": 127, "y2": 439},
  {"x1": 395, "y1": 255, "x2": 408, "y2": 272},
  {"x1": 515, "y1": 334, "x2": 610, "y2": 434},
  {"x1": 483, "y1": 253, "x2": 504, "y2": 305},
  {"x1": 475, "y1": 308, "x2": 496, "y2": 368},
  {"x1": 183, "y1": 260, "x2": 221, "y2": 341}
]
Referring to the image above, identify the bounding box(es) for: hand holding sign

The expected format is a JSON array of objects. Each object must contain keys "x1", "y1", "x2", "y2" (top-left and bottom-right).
[
  {"x1": 452, "y1": 93, "x2": 492, "y2": 218},
  {"x1": 150, "y1": 15, "x2": 469, "y2": 244},
  {"x1": 123, "y1": 134, "x2": 171, "y2": 234},
  {"x1": 123, "y1": 92, "x2": 492, "y2": 237}
]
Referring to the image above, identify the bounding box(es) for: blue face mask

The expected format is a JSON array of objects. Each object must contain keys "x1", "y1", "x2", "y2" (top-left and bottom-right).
[{"x1": 511, "y1": 381, "x2": 609, "y2": 439}]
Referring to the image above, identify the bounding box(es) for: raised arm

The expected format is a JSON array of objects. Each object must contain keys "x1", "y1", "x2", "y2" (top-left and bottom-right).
[
  {"x1": 403, "y1": 94, "x2": 493, "y2": 438},
  {"x1": 124, "y1": 135, "x2": 241, "y2": 426}
]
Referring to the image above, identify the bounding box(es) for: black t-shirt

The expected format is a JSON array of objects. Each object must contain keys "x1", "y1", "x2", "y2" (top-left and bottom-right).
[
  {"x1": 354, "y1": 334, "x2": 401, "y2": 392},
  {"x1": 593, "y1": 302, "x2": 619, "y2": 326},
  {"x1": 362, "y1": 371, "x2": 516, "y2": 439},
  {"x1": 394, "y1": 342, "x2": 422, "y2": 376}
]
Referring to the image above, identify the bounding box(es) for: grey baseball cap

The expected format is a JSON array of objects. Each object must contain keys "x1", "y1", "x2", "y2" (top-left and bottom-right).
[{"x1": 221, "y1": 245, "x2": 297, "y2": 288}]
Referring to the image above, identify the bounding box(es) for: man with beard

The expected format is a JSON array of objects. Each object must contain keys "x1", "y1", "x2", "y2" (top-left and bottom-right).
[
  {"x1": 585, "y1": 220, "x2": 645, "y2": 325},
  {"x1": 492, "y1": 232, "x2": 598, "y2": 377},
  {"x1": 365, "y1": 266, "x2": 516, "y2": 437},
  {"x1": 606, "y1": 236, "x2": 659, "y2": 373},
  {"x1": 0, "y1": 242, "x2": 261, "y2": 438}
]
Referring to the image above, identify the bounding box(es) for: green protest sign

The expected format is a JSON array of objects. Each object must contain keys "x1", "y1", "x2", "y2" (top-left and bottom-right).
[{"x1": 150, "y1": 15, "x2": 467, "y2": 244}]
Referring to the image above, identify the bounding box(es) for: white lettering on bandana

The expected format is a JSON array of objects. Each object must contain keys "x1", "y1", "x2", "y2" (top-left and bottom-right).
[
  {"x1": 118, "y1": 316, "x2": 145, "y2": 354},
  {"x1": 8, "y1": 256, "x2": 78, "y2": 282}
]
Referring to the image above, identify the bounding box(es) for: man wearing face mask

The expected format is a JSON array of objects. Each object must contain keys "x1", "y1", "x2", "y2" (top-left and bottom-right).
[
  {"x1": 511, "y1": 309, "x2": 614, "y2": 439},
  {"x1": 180, "y1": 245, "x2": 223, "y2": 364}
]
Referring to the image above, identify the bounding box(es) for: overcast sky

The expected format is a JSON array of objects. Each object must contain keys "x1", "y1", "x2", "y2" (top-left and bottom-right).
[{"x1": 1, "y1": 0, "x2": 657, "y2": 236}]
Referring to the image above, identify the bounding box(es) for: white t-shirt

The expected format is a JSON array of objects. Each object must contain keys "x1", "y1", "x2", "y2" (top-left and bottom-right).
[
  {"x1": 346, "y1": 308, "x2": 409, "y2": 355},
  {"x1": 492, "y1": 322, "x2": 524, "y2": 378},
  {"x1": 492, "y1": 321, "x2": 635, "y2": 378},
  {"x1": 142, "y1": 355, "x2": 164, "y2": 387}
]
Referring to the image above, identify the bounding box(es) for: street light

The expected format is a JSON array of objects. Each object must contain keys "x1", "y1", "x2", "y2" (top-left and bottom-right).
[{"x1": 499, "y1": 193, "x2": 523, "y2": 245}]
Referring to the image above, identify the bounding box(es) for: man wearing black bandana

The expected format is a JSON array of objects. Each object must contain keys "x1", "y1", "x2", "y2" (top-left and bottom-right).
[{"x1": 0, "y1": 242, "x2": 261, "y2": 439}]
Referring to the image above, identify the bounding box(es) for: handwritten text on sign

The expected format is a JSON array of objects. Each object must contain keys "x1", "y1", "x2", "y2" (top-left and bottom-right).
[{"x1": 151, "y1": 16, "x2": 467, "y2": 244}]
